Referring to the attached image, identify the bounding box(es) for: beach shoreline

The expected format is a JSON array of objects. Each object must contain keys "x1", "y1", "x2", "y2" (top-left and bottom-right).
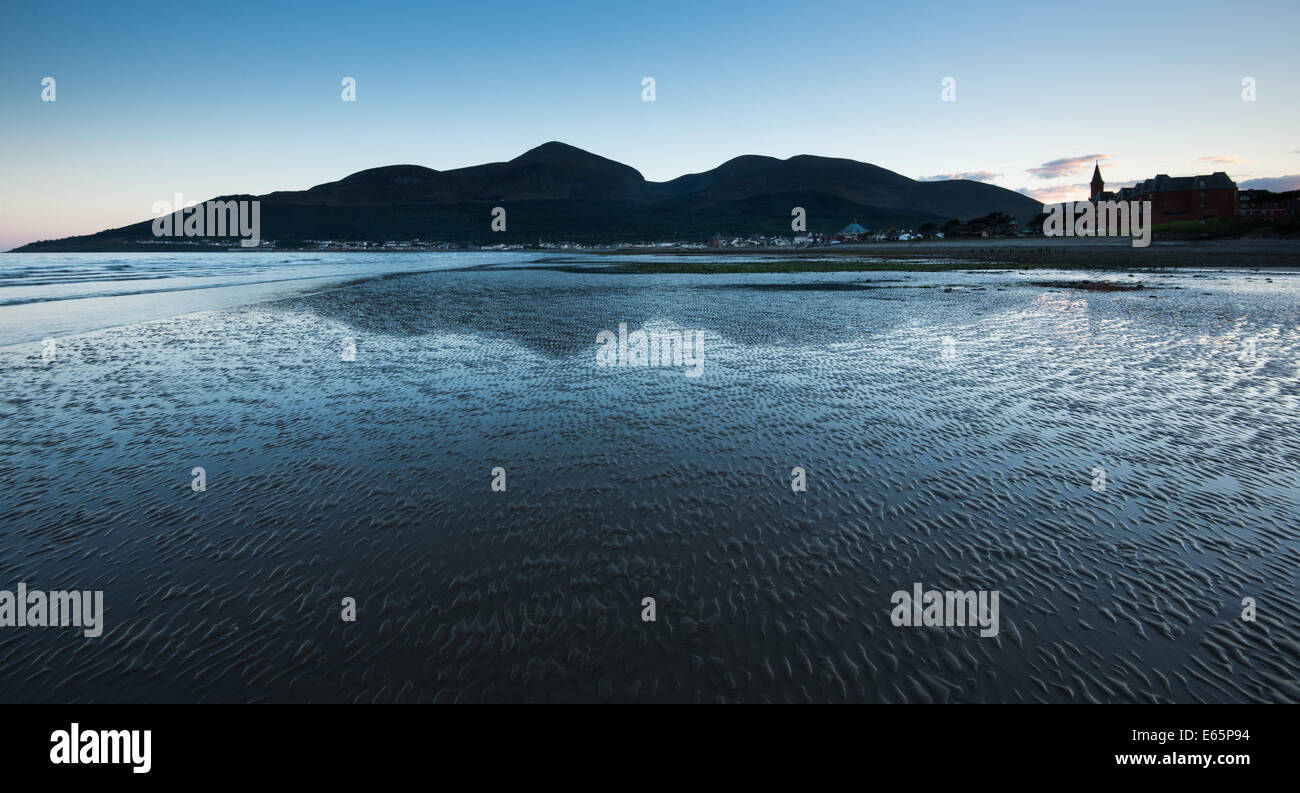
[{"x1": 573, "y1": 238, "x2": 1300, "y2": 270}]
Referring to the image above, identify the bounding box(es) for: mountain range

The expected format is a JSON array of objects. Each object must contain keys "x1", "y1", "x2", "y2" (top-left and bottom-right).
[{"x1": 14, "y1": 142, "x2": 1043, "y2": 250}]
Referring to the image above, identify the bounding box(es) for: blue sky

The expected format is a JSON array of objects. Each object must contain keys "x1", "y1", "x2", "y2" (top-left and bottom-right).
[{"x1": 2, "y1": 0, "x2": 1297, "y2": 249}]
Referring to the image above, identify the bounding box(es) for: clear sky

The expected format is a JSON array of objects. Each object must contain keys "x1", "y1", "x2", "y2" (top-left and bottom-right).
[{"x1": 2, "y1": 0, "x2": 1297, "y2": 250}]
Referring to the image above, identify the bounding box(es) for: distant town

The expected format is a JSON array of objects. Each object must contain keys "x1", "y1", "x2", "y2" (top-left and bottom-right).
[{"x1": 119, "y1": 219, "x2": 996, "y2": 252}]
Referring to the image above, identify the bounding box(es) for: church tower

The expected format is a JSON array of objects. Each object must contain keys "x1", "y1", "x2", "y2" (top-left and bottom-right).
[{"x1": 1090, "y1": 161, "x2": 1104, "y2": 201}]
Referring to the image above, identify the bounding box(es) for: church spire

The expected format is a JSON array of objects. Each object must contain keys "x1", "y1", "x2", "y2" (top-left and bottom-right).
[{"x1": 1090, "y1": 160, "x2": 1104, "y2": 200}]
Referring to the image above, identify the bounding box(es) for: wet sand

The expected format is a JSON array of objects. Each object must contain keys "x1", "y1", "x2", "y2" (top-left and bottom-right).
[{"x1": 1, "y1": 264, "x2": 1298, "y2": 702}]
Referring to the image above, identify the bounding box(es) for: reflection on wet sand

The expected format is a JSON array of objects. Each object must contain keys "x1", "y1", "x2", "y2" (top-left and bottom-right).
[{"x1": 0, "y1": 265, "x2": 1297, "y2": 702}]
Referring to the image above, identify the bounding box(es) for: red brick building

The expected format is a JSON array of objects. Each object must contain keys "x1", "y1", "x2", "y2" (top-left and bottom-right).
[{"x1": 1092, "y1": 163, "x2": 1238, "y2": 224}]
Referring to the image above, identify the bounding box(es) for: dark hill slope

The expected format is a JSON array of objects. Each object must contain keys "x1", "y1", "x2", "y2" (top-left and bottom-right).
[{"x1": 15, "y1": 142, "x2": 1041, "y2": 250}]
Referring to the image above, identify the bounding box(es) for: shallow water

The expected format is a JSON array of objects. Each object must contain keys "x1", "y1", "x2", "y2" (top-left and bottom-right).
[
  {"x1": 1, "y1": 258, "x2": 1298, "y2": 702},
  {"x1": 0, "y1": 251, "x2": 535, "y2": 346}
]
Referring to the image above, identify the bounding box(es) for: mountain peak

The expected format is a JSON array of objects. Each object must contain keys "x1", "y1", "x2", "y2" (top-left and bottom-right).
[
  {"x1": 512, "y1": 141, "x2": 603, "y2": 164},
  {"x1": 494, "y1": 141, "x2": 646, "y2": 197}
]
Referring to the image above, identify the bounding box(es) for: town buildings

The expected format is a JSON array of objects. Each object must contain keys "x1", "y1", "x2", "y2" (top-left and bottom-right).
[
  {"x1": 1091, "y1": 162, "x2": 1238, "y2": 224},
  {"x1": 1238, "y1": 189, "x2": 1291, "y2": 220}
]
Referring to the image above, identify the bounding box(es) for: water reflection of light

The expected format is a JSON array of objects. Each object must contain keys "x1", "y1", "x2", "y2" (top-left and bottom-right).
[
  {"x1": 1020, "y1": 291, "x2": 1094, "y2": 345},
  {"x1": 1031, "y1": 292, "x2": 1089, "y2": 314}
]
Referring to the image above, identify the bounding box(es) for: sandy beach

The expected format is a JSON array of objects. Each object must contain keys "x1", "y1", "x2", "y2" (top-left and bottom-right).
[{"x1": 1, "y1": 259, "x2": 1297, "y2": 702}]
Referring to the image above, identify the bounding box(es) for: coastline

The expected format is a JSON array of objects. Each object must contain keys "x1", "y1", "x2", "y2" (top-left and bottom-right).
[{"x1": 574, "y1": 238, "x2": 1300, "y2": 271}]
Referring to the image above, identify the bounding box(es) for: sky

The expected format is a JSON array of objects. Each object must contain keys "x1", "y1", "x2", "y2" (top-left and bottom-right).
[{"x1": 1, "y1": 0, "x2": 1298, "y2": 250}]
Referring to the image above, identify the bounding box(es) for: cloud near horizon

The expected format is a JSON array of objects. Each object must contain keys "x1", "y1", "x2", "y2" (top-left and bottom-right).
[
  {"x1": 1027, "y1": 154, "x2": 1111, "y2": 179},
  {"x1": 1198, "y1": 155, "x2": 1244, "y2": 165},
  {"x1": 1017, "y1": 183, "x2": 1088, "y2": 204},
  {"x1": 1239, "y1": 175, "x2": 1300, "y2": 192},
  {"x1": 918, "y1": 170, "x2": 1000, "y2": 182}
]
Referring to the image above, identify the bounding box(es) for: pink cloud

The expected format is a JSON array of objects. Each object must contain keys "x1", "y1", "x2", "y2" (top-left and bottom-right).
[
  {"x1": 1027, "y1": 154, "x2": 1111, "y2": 179},
  {"x1": 1018, "y1": 183, "x2": 1089, "y2": 204}
]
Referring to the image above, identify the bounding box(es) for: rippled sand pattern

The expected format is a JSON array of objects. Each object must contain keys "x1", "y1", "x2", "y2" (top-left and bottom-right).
[{"x1": 1, "y1": 267, "x2": 1298, "y2": 702}]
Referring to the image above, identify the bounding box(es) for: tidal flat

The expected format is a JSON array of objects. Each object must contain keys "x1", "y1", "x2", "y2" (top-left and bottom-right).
[{"x1": 1, "y1": 259, "x2": 1298, "y2": 702}]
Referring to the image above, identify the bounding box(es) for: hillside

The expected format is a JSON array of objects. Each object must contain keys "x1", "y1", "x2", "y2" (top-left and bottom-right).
[{"x1": 15, "y1": 142, "x2": 1043, "y2": 250}]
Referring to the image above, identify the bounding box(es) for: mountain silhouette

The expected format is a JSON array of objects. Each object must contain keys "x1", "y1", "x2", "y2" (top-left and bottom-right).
[{"x1": 15, "y1": 142, "x2": 1043, "y2": 250}]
